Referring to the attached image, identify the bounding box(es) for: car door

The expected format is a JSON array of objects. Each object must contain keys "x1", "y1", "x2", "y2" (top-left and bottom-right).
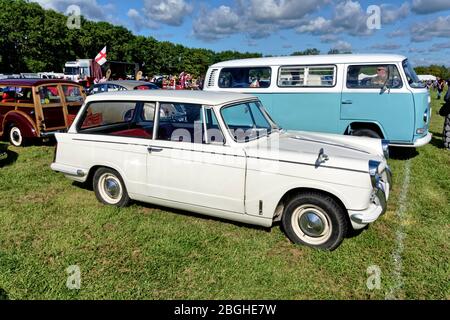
[
  {"x1": 146, "y1": 103, "x2": 246, "y2": 214},
  {"x1": 340, "y1": 63, "x2": 415, "y2": 143}
]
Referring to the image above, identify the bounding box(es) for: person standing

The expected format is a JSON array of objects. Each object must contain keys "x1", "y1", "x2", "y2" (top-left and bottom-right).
[{"x1": 437, "y1": 79, "x2": 445, "y2": 100}]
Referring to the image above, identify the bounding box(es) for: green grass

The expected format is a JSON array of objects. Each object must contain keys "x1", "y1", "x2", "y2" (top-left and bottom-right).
[{"x1": 0, "y1": 94, "x2": 449, "y2": 300}]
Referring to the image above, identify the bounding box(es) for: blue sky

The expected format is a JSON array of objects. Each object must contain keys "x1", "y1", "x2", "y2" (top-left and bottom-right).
[{"x1": 33, "y1": 0, "x2": 450, "y2": 66}]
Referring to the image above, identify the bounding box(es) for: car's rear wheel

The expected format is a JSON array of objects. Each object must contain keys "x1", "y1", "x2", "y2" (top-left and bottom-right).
[
  {"x1": 281, "y1": 192, "x2": 348, "y2": 250},
  {"x1": 93, "y1": 168, "x2": 130, "y2": 207},
  {"x1": 352, "y1": 128, "x2": 381, "y2": 139},
  {"x1": 9, "y1": 125, "x2": 24, "y2": 147},
  {"x1": 443, "y1": 114, "x2": 450, "y2": 150}
]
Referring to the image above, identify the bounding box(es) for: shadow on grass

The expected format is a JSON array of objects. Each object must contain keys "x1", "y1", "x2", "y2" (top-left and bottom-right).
[
  {"x1": 72, "y1": 180, "x2": 270, "y2": 232},
  {"x1": 389, "y1": 147, "x2": 419, "y2": 160},
  {"x1": 0, "y1": 149, "x2": 19, "y2": 168},
  {"x1": 0, "y1": 288, "x2": 9, "y2": 300}
]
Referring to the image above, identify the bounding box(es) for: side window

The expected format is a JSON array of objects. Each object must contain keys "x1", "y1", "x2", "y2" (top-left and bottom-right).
[
  {"x1": 157, "y1": 103, "x2": 201, "y2": 143},
  {"x1": 39, "y1": 86, "x2": 61, "y2": 104},
  {"x1": 218, "y1": 67, "x2": 271, "y2": 88},
  {"x1": 0, "y1": 86, "x2": 17, "y2": 103},
  {"x1": 278, "y1": 65, "x2": 335, "y2": 87},
  {"x1": 62, "y1": 85, "x2": 83, "y2": 103},
  {"x1": 205, "y1": 108, "x2": 225, "y2": 145},
  {"x1": 79, "y1": 101, "x2": 138, "y2": 130},
  {"x1": 347, "y1": 65, "x2": 403, "y2": 89}
]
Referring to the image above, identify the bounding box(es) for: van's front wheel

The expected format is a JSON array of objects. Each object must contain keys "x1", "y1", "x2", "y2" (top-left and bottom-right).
[
  {"x1": 351, "y1": 128, "x2": 381, "y2": 139},
  {"x1": 281, "y1": 192, "x2": 348, "y2": 250}
]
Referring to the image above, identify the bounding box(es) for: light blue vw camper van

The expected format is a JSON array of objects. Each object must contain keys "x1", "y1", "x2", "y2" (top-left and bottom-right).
[{"x1": 204, "y1": 54, "x2": 432, "y2": 147}]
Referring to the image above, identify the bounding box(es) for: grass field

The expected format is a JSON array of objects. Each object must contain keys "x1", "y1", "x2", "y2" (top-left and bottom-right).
[{"x1": 0, "y1": 94, "x2": 448, "y2": 300}]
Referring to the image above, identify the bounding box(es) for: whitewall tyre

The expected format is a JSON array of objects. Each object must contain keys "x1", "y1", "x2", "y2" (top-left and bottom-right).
[
  {"x1": 93, "y1": 168, "x2": 130, "y2": 207},
  {"x1": 9, "y1": 126, "x2": 24, "y2": 147},
  {"x1": 282, "y1": 192, "x2": 348, "y2": 251}
]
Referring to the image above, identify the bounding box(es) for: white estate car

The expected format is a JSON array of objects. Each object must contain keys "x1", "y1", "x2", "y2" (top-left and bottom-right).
[{"x1": 51, "y1": 91, "x2": 391, "y2": 250}]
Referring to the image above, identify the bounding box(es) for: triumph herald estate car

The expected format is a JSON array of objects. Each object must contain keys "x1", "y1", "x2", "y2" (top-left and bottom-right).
[
  {"x1": 0, "y1": 79, "x2": 86, "y2": 146},
  {"x1": 51, "y1": 91, "x2": 391, "y2": 250}
]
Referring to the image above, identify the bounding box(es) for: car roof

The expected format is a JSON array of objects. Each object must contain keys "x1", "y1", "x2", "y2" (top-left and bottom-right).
[
  {"x1": 210, "y1": 54, "x2": 408, "y2": 68},
  {"x1": 86, "y1": 90, "x2": 257, "y2": 105},
  {"x1": 97, "y1": 80, "x2": 157, "y2": 90},
  {"x1": 0, "y1": 79, "x2": 81, "y2": 87}
]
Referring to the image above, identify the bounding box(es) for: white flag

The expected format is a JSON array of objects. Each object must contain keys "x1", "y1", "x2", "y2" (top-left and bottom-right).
[{"x1": 95, "y1": 46, "x2": 107, "y2": 66}]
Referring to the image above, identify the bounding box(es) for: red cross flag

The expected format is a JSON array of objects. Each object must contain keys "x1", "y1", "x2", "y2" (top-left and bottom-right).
[{"x1": 95, "y1": 46, "x2": 107, "y2": 66}]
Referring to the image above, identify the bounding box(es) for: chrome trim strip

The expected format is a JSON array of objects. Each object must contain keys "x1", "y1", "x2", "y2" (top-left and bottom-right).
[{"x1": 290, "y1": 136, "x2": 371, "y2": 154}]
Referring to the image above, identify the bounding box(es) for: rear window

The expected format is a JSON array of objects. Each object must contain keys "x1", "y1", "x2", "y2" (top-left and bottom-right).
[
  {"x1": 278, "y1": 65, "x2": 336, "y2": 87},
  {"x1": 218, "y1": 67, "x2": 271, "y2": 88},
  {"x1": 79, "y1": 101, "x2": 138, "y2": 130},
  {"x1": 62, "y1": 85, "x2": 84, "y2": 103}
]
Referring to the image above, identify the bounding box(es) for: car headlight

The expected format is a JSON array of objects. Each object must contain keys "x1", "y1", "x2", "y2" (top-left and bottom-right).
[
  {"x1": 381, "y1": 140, "x2": 390, "y2": 159},
  {"x1": 369, "y1": 160, "x2": 382, "y2": 187}
]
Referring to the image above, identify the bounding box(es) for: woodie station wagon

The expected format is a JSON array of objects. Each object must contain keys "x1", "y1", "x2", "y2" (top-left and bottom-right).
[
  {"x1": 0, "y1": 79, "x2": 85, "y2": 146},
  {"x1": 51, "y1": 90, "x2": 391, "y2": 250}
]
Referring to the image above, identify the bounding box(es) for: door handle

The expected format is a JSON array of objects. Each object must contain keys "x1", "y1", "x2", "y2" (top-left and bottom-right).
[
  {"x1": 147, "y1": 146, "x2": 163, "y2": 153},
  {"x1": 342, "y1": 100, "x2": 353, "y2": 105}
]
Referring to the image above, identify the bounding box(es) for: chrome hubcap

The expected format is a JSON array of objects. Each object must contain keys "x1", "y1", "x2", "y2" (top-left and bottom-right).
[
  {"x1": 98, "y1": 173, "x2": 123, "y2": 204},
  {"x1": 299, "y1": 211, "x2": 326, "y2": 237},
  {"x1": 291, "y1": 204, "x2": 332, "y2": 245},
  {"x1": 104, "y1": 178, "x2": 120, "y2": 199}
]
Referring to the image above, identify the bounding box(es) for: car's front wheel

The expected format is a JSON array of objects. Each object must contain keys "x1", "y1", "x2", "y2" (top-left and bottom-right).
[
  {"x1": 443, "y1": 113, "x2": 450, "y2": 150},
  {"x1": 93, "y1": 168, "x2": 130, "y2": 207},
  {"x1": 281, "y1": 192, "x2": 348, "y2": 250}
]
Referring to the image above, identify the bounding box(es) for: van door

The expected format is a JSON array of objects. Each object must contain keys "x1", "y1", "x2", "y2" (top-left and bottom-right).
[{"x1": 340, "y1": 64, "x2": 415, "y2": 143}]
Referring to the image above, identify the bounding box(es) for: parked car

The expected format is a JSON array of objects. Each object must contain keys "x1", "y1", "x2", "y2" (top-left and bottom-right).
[
  {"x1": 51, "y1": 91, "x2": 391, "y2": 250},
  {"x1": 204, "y1": 54, "x2": 432, "y2": 147},
  {"x1": 88, "y1": 80, "x2": 160, "y2": 95},
  {"x1": 0, "y1": 79, "x2": 86, "y2": 146}
]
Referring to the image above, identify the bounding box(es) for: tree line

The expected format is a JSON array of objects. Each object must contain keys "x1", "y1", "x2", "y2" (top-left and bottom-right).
[
  {"x1": 1, "y1": 0, "x2": 447, "y2": 79},
  {"x1": 0, "y1": 0, "x2": 262, "y2": 77}
]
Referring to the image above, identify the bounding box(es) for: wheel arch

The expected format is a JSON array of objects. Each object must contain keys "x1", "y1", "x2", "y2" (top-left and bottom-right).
[
  {"x1": 345, "y1": 121, "x2": 386, "y2": 138},
  {"x1": 2, "y1": 110, "x2": 38, "y2": 139},
  {"x1": 274, "y1": 187, "x2": 349, "y2": 222}
]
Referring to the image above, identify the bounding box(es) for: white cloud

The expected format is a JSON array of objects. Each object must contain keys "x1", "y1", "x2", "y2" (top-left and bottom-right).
[
  {"x1": 412, "y1": 0, "x2": 450, "y2": 15},
  {"x1": 370, "y1": 43, "x2": 403, "y2": 50},
  {"x1": 127, "y1": 8, "x2": 158, "y2": 31},
  {"x1": 192, "y1": 6, "x2": 242, "y2": 41},
  {"x1": 411, "y1": 15, "x2": 450, "y2": 42},
  {"x1": 331, "y1": 40, "x2": 352, "y2": 52},
  {"x1": 142, "y1": 0, "x2": 192, "y2": 26},
  {"x1": 380, "y1": 3, "x2": 410, "y2": 24},
  {"x1": 192, "y1": 0, "x2": 329, "y2": 41},
  {"x1": 296, "y1": 0, "x2": 372, "y2": 37},
  {"x1": 31, "y1": 0, "x2": 114, "y2": 21}
]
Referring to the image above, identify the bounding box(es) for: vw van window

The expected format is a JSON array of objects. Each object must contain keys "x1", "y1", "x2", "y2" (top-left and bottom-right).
[
  {"x1": 62, "y1": 85, "x2": 84, "y2": 103},
  {"x1": 278, "y1": 65, "x2": 336, "y2": 87},
  {"x1": 221, "y1": 101, "x2": 273, "y2": 142},
  {"x1": 218, "y1": 67, "x2": 271, "y2": 88},
  {"x1": 403, "y1": 60, "x2": 425, "y2": 89},
  {"x1": 39, "y1": 86, "x2": 61, "y2": 104},
  {"x1": 347, "y1": 65, "x2": 403, "y2": 89}
]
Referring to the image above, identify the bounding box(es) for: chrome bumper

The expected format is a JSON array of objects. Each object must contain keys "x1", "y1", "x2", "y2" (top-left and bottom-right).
[{"x1": 350, "y1": 165, "x2": 391, "y2": 226}]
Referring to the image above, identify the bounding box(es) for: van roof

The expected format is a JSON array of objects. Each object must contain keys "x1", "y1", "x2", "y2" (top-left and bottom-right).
[
  {"x1": 210, "y1": 54, "x2": 408, "y2": 68},
  {"x1": 87, "y1": 90, "x2": 257, "y2": 105}
]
